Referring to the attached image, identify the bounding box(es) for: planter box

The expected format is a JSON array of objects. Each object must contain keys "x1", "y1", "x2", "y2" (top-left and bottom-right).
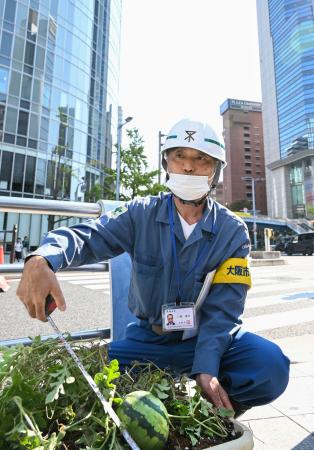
[{"x1": 207, "y1": 420, "x2": 254, "y2": 449}]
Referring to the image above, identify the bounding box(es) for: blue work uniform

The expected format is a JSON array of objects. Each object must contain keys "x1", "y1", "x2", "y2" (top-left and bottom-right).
[{"x1": 33, "y1": 193, "x2": 289, "y2": 406}]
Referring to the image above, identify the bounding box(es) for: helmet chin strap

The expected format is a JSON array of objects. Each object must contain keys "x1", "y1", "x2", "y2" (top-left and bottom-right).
[{"x1": 174, "y1": 193, "x2": 208, "y2": 207}]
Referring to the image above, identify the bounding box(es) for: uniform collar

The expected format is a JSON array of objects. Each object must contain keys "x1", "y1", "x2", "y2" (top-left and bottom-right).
[
  {"x1": 156, "y1": 193, "x2": 172, "y2": 224},
  {"x1": 156, "y1": 194, "x2": 217, "y2": 238},
  {"x1": 201, "y1": 197, "x2": 217, "y2": 235}
]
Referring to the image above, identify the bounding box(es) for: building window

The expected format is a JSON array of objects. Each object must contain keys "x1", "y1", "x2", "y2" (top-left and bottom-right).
[
  {"x1": 5, "y1": 107, "x2": 18, "y2": 133},
  {"x1": 9, "y1": 70, "x2": 21, "y2": 96},
  {"x1": 12, "y1": 36, "x2": 25, "y2": 62},
  {"x1": 246, "y1": 192, "x2": 252, "y2": 199},
  {"x1": 17, "y1": 110, "x2": 29, "y2": 135},
  {"x1": 244, "y1": 140, "x2": 250, "y2": 145},
  {"x1": 28, "y1": 113, "x2": 39, "y2": 139},
  {"x1": 0, "y1": 104, "x2": 5, "y2": 134},
  {"x1": 243, "y1": 126, "x2": 250, "y2": 130},
  {"x1": 35, "y1": 158, "x2": 46, "y2": 195},
  {"x1": 24, "y1": 155, "x2": 35, "y2": 192},
  {"x1": 28, "y1": 138, "x2": 37, "y2": 149},
  {"x1": 12, "y1": 153, "x2": 25, "y2": 191},
  {"x1": 15, "y1": 2, "x2": 28, "y2": 35},
  {"x1": 16, "y1": 135, "x2": 26, "y2": 146},
  {"x1": 245, "y1": 170, "x2": 251, "y2": 174},
  {"x1": 4, "y1": 133, "x2": 15, "y2": 143},
  {"x1": 46, "y1": 160, "x2": 55, "y2": 195},
  {"x1": 24, "y1": 42, "x2": 35, "y2": 66},
  {"x1": 245, "y1": 155, "x2": 251, "y2": 160},
  {"x1": 32, "y1": 79, "x2": 41, "y2": 103},
  {"x1": 35, "y1": 46, "x2": 45, "y2": 69},
  {"x1": 21, "y1": 74, "x2": 32, "y2": 100},
  {"x1": 27, "y1": 9, "x2": 38, "y2": 42},
  {"x1": 245, "y1": 162, "x2": 251, "y2": 167},
  {"x1": 0, "y1": 67, "x2": 9, "y2": 93},
  {"x1": 4, "y1": 0, "x2": 17, "y2": 24},
  {"x1": 0, "y1": 31, "x2": 13, "y2": 58},
  {"x1": 244, "y1": 133, "x2": 250, "y2": 137},
  {"x1": 0, "y1": 151, "x2": 13, "y2": 189}
]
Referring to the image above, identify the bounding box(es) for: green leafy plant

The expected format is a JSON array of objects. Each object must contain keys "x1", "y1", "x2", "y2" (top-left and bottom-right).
[{"x1": 0, "y1": 339, "x2": 237, "y2": 449}]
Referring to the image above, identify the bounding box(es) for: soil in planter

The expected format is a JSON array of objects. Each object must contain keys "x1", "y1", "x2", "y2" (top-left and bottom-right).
[
  {"x1": 166, "y1": 419, "x2": 241, "y2": 450},
  {"x1": 62, "y1": 420, "x2": 240, "y2": 449}
]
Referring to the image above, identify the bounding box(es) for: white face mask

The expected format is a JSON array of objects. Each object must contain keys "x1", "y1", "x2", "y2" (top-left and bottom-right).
[{"x1": 165, "y1": 173, "x2": 211, "y2": 201}]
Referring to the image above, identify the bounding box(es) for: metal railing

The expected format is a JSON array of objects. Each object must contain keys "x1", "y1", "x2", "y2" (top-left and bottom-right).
[
  {"x1": 0, "y1": 196, "x2": 119, "y2": 346},
  {"x1": 0, "y1": 196, "x2": 104, "y2": 217}
]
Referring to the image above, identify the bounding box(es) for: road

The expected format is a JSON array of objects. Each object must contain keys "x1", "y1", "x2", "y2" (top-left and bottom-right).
[
  {"x1": 0, "y1": 269, "x2": 112, "y2": 341},
  {"x1": 0, "y1": 256, "x2": 313, "y2": 343}
]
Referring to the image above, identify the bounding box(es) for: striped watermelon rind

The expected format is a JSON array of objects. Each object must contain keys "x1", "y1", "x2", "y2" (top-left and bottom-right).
[{"x1": 116, "y1": 390, "x2": 169, "y2": 450}]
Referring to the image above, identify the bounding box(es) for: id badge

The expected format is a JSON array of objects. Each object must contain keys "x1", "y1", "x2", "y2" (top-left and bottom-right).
[{"x1": 162, "y1": 303, "x2": 196, "y2": 332}]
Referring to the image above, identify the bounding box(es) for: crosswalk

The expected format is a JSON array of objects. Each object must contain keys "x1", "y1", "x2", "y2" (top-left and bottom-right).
[
  {"x1": 6, "y1": 258, "x2": 314, "y2": 341},
  {"x1": 56, "y1": 271, "x2": 111, "y2": 295},
  {"x1": 243, "y1": 265, "x2": 314, "y2": 340},
  {"x1": 55, "y1": 266, "x2": 314, "y2": 341}
]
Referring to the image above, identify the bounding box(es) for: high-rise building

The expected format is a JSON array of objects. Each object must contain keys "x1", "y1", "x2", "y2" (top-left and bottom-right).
[
  {"x1": 256, "y1": 0, "x2": 314, "y2": 220},
  {"x1": 0, "y1": 0, "x2": 122, "y2": 248},
  {"x1": 220, "y1": 98, "x2": 267, "y2": 215}
]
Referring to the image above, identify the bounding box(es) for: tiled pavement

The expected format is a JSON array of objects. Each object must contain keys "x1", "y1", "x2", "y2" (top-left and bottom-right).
[{"x1": 240, "y1": 258, "x2": 314, "y2": 450}]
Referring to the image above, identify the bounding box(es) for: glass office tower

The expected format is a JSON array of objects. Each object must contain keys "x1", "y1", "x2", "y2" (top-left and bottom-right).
[
  {"x1": 257, "y1": 0, "x2": 314, "y2": 220},
  {"x1": 0, "y1": 0, "x2": 122, "y2": 247}
]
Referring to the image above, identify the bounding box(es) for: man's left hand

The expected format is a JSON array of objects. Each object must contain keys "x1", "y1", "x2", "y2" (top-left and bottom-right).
[{"x1": 196, "y1": 373, "x2": 234, "y2": 412}]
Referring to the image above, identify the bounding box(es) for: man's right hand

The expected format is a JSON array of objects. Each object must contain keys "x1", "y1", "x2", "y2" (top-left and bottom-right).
[{"x1": 16, "y1": 256, "x2": 66, "y2": 322}]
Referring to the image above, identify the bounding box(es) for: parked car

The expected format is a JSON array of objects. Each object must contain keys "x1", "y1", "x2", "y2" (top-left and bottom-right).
[
  {"x1": 274, "y1": 236, "x2": 294, "y2": 252},
  {"x1": 285, "y1": 232, "x2": 314, "y2": 255},
  {"x1": 274, "y1": 242, "x2": 287, "y2": 252}
]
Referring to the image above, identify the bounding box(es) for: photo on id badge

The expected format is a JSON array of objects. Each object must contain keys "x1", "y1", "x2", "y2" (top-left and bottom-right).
[
  {"x1": 166, "y1": 313, "x2": 175, "y2": 326},
  {"x1": 162, "y1": 304, "x2": 196, "y2": 331}
]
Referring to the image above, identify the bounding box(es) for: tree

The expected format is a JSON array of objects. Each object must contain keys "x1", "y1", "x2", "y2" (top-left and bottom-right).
[
  {"x1": 47, "y1": 108, "x2": 73, "y2": 231},
  {"x1": 85, "y1": 167, "x2": 116, "y2": 202},
  {"x1": 118, "y1": 128, "x2": 167, "y2": 200},
  {"x1": 78, "y1": 127, "x2": 168, "y2": 205},
  {"x1": 229, "y1": 199, "x2": 252, "y2": 212}
]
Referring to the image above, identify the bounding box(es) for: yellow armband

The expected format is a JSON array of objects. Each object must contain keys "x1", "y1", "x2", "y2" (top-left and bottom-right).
[{"x1": 212, "y1": 258, "x2": 252, "y2": 288}]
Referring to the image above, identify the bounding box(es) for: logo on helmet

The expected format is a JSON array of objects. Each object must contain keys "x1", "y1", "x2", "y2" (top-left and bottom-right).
[{"x1": 184, "y1": 130, "x2": 196, "y2": 142}]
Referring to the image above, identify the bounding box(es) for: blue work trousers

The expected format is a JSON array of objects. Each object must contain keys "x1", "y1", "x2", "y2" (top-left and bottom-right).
[{"x1": 109, "y1": 323, "x2": 290, "y2": 406}]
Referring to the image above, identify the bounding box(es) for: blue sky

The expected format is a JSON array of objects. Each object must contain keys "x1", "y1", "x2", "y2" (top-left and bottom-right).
[{"x1": 119, "y1": 0, "x2": 262, "y2": 169}]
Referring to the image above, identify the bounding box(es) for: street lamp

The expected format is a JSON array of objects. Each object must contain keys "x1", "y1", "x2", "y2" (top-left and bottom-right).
[
  {"x1": 75, "y1": 177, "x2": 87, "y2": 202},
  {"x1": 158, "y1": 131, "x2": 167, "y2": 184},
  {"x1": 241, "y1": 176, "x2": 265, "y2": 250},
  {"x1": 116, "y1": 116, "x2": 133, "y2": 201}
]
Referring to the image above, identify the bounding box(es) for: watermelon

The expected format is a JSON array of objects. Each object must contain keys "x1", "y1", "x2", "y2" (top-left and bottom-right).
[{"x1": 116, "y1": 390, "x2": 169, "y2": 450}]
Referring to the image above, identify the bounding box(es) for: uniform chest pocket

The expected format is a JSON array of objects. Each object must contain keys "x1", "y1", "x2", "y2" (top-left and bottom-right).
[
  {"x1": 133, "y1": 260, "x2": 162, "y2": 276},
  {"x1": 129, "y1": 260, "x2": 163, "y2": 319}
]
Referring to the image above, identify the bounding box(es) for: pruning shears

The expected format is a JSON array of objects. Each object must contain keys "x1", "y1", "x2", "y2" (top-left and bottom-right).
[{"x1": 45, "y1": 295, "x2": 140, "y2": 450}]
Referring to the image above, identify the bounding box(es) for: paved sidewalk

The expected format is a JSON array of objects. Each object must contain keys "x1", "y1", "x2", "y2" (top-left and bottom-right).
[{"x1": 241, "y1": 334, "x2": 314, "y2": 449}]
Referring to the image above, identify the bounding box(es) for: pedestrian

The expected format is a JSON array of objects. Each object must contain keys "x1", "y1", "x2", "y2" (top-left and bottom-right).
[
  {"x1": 14, "y1": 238, "x2": 23, "y2": 262},
  {"x1": 22, "y1": 235, "x2": 30, "y2": 260},
  {"x1": 16, "y1": 118, "x2": 290, "y2": 418}
]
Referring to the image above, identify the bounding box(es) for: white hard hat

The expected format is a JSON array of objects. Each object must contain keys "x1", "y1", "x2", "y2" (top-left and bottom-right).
[{"x1": 161, "y1": 118, "x2": 226, "y2": 167}]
